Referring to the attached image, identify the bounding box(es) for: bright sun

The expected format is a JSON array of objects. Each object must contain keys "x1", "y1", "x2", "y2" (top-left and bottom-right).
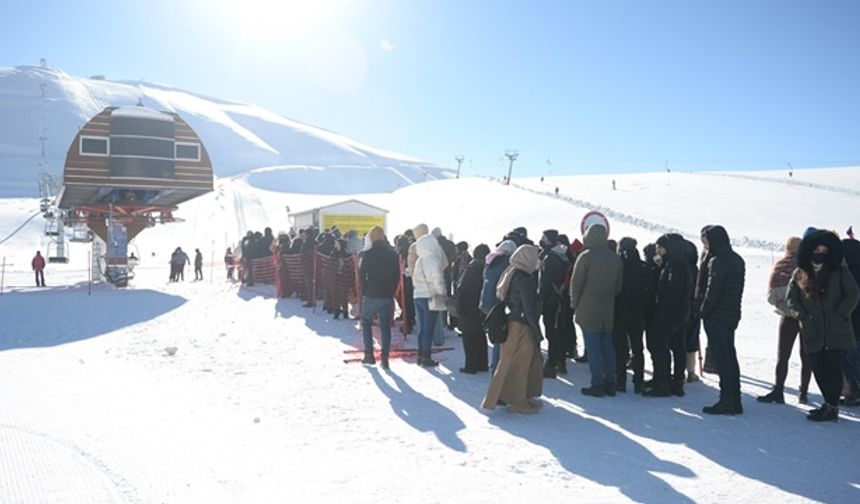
[{"x1": 214, "y1": 0, "x2": 342, "y2": 40}]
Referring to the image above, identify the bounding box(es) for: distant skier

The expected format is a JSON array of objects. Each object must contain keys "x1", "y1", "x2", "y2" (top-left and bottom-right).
[
  {"x1": 555, "y1": 187, "x2": 559, "y2": 196},
  {"x1": 32, "y1": 250, "x2": 46, "y2": 287},
  {"x1": 194, "y1": 249, "x2": 203, "y2": 280},
  {"x1": 612, "y1": 179, "x2": 616, "y2": 191}
]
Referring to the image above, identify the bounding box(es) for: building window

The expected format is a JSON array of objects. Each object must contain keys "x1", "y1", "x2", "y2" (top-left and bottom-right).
[
  {"x1": 80, "y1": 136, "x2": 109, "y2": 156},
  {"x1": 175, "y1": 142, "x2": 201, "y2": 161}
]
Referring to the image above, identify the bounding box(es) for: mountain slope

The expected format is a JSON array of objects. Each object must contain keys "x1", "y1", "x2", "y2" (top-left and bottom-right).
[{"x1": 0, "y1": 65, "x2": 451, "y2": 197}]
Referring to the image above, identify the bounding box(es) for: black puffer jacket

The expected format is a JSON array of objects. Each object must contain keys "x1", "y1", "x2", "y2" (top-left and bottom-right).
[
  {"x1": 655, "y1": 234, "x2": 693, "y2": 330},
  {"x1": 507, "y1": 269, "x2": 543, "y2": 340},
  {"x1": 615, "y1": 251, "x2": 648, "y2": 327},
  {"x1": 700, "y1": 226, "x2": 746, "y2": 328},
  {"x1": 844, "y1": 238, "x2": 860, "y2": 336}
]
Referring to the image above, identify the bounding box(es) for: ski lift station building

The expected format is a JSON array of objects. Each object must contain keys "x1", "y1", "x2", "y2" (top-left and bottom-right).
[{"x1": 288, "y1": 199, "x2": 388, "y2": 237}]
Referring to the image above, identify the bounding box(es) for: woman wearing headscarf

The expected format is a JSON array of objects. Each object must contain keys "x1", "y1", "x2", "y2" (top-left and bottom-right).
[
  {"x1": 788, "y1": 230, "x2": 860, "y2": 422},
  {"x1": 759, "y1": 236, "x2": 811, "y2": 404},
  {"x1": 481, "y1": 245, "x2": 544, "y2": 413}
]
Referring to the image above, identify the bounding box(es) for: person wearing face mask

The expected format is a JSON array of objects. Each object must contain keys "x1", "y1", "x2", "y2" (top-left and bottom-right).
[
  {"x1": 698, "y1": 226, "x2": 747, "y2": 415},
  {"x1": 482, "y1": 245, "x2": 545, "y2": 413},
  {"x1": 788, "y1": 230, "x2": 860, "y2": 422},
  {"x1": 644, "y1": 234, "x2": 692, "y2": 397}
]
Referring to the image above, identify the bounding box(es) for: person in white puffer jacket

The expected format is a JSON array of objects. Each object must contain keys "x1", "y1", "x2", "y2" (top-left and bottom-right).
[{"x1": 413, "y1": 233, "x2": 448, "y2": 367}]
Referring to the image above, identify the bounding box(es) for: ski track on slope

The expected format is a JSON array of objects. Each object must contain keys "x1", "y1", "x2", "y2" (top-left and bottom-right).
[
  {"x1": 507, "y1": 180, "x2": 784, "y2": 251},
  {"x1": 0, "y1": 210, "x2": 40, "y2": 245},
  {"x1": 690, "y1": 171, "x2": 860, "y2": 197},
  {"x1": 0, "y1": 423, "x2": 139, "y2": 504}
]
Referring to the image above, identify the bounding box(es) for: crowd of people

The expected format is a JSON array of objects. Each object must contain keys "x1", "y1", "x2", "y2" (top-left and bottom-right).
[
  {"x1": 225, "y1": 218, "x2": 859, "y2": 422},
  {"x1": 353, "y1": 222, "x2": 859, "y2": 422}
]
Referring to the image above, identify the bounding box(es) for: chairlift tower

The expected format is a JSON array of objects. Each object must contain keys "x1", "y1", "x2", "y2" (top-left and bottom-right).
[
  {"x1": 504, "y1": 150, "x2": 519, "y2": 186},
  {"x1": 455, "y1": 155, "x2": 465, "y2": 179}
]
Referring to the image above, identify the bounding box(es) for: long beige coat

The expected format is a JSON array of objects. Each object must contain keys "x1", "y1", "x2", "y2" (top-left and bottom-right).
[{"x1": 482, "y1": 320, "x2": 543, "y2": 413}]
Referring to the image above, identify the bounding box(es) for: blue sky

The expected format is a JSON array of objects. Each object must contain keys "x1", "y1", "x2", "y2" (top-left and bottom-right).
[{"x1": 2, "y1": 0, "x2": 859, "y2": 177}]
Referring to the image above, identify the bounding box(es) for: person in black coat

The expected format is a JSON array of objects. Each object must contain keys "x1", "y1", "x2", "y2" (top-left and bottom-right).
[
  {"x1": 194, "y1": 249, "x2": 203, "y2": 280},
  {"x1": 456, "y1": 244, "x2": 491, "y2": 373},
  {"x1": 359, "y1": 227, "x2": 401, "y2": 368},
  {"x1": 614, "y1": 237, "x2": 648, "y2": 392},
  {"x1": 539, "y1": 229, "x2": 570, "y2": 378},
  {"x1": 699, "y1": 225, "x2": 746, "y2": 415},
  {"x1": 644, "y1": 233, "x2": 692, "y2": 397},
  {"x1": 842, "y1": 236, "x2": 860, "y2": 405}
]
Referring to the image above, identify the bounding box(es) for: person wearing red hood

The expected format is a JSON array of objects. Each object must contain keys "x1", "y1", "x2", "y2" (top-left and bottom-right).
[{"x1": 32, "y1": 251, "x2": 46, "y2": 287}]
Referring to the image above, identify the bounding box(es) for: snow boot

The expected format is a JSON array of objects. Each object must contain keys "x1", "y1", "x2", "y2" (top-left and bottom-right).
[
  {"x1": 361, "y1": 353, "x2": 375, "y2": 365},
  {"x1": 605, "y1": 383, "x2": 617, "y2": 397},
  {"x1": 643, "y1": 383, "x2": 671, "y2": 397},
  {"x1": 807, "y1": 403, "x2": 838, "y2": 422},
  {"x1": 703, "y1": 400, "x2": 739, "y2": 416},
  {"x1": 380, "y1": 357, "x2": 389, "y2": 370},
  {"x1": 757, "y1": 390, "x2": 785, "y2": 404},
  {"x1": 581, "y1": 384, "x2": 605, "y2": 397},
  {"x1": 555, "y1": 360, "x2": 568, "y2": 375},
  {"x1": 670, "y1": 381, "x2": 685, "y2": 397},
  {"x1": 542, "y1": 362, "x2": 557, "y2": 379},
  {"x1": 798, "y1": 390, "x2": 808, "y2": 405}
]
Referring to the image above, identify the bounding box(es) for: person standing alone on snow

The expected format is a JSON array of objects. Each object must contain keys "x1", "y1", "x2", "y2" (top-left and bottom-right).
[
  {"x1": 32, "y1": 251, "x2": 46, "y2": 287},
  {"x1": 194, "y1": 249, "x2": 203, "y2": 280},
  {"x1": 698, "y1": 226, "x2": 746, "y2": 415}
]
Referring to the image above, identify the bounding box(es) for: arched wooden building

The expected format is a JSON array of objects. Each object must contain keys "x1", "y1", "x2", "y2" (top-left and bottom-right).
[{"x1": 58, "y1": 106, "x2": 214, "y2": 241}]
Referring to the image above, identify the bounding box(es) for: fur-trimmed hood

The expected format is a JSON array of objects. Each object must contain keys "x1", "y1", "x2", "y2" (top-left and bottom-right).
[{"x1": 798, "y1": 230, "x2": 843, "y2": 272}]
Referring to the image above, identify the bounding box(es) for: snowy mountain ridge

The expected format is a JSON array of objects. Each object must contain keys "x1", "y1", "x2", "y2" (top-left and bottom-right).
[{"x1": 0, "y1": 65, "x2": 452, "y2": 197}]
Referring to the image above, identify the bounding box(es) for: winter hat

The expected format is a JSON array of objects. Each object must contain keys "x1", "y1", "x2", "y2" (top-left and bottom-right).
[
  {"x1": 619, "y1": 237, "x2": 638, "y2": 253},
  {"x1": 513, "y1": 227, "x2": 529, "y2": 238},
  {"x1": 784, "y1": 236, "x2": 801, "y2": 255},
  {"x1": 558, "y1": 234, "x2": 571, "y2": 247},
  {"x1": 803, "y1": 227, "x2": 818, "y2": 239},
  {"x1": 542, "y1": 229, "x2": 559, "y2": 246},
  {"x1": 473, "y1": 244, "x2": 491, "y2": 262},
  {"x1": 497, "y1": 240, "x2": 518, "y2": 255},
  {"x1": 456, "y1": 241, "x2": 469, "y2": 253},
  {"x1": 413, "y1": 224, "x2": 429, "y2": 238},
  {"x1": 431, "y1": 227, "x2": 443, "y2": 238},
  {"x1": 368, "y1": 226, "x2": 385, "y2": 243},
  {"x1": 607, "y1": 239, "x2": 617, "y2": 253}
]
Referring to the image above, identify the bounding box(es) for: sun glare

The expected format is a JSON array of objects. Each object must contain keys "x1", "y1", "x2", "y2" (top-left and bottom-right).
[{"x1": 215, "y1": 0, "x2": 342, "y2": 40}]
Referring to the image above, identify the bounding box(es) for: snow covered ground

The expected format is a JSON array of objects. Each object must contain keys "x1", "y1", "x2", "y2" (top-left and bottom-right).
[{"x1": 1, "y1": 168, "x2": 859, "y2": 503}]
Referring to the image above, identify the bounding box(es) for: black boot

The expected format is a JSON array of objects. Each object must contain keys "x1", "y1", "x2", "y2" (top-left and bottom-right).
[
  {"x1": 757, "y1": 390, "x2": 785, "y2": 404},
  {"x1": 542, "y1": 362, "x2": 557, "y2": 379},
  {"x1": 807, "y1": 403, "x2": 838, "y2": 422},
  {"x1": 556, "y1": 360, "x2": 568, "y2": 375},
  {"x1": 581, "y1": 384, "x2": 605, "y2": 397},
  {"x1": 643, "y1": 383, "x2": 671, "y2": 397},
  {"x1": 798, "y1": 391, "x2": 809, "y2": 405},
  {"x1": 361, "y1": 353, "x2": 375, "y2": 365},
  {"x1": 616, "y1": 381, "x2": 627, "y2": 393},
  {"x1": 574, "y1": 351, "x2": 588, "y2": 363},
  {"x1": 703, "y1": 399, "x2": 739, "y2": 415},
  {"x1": 670, "y1": 381, "x2": 685, "y2": 397},
  {"x1": 605, "y1": 383, "x2": 617, "y2": 397},
  {"x1": 380, "y1": 357, "x2": 389, "y2": 370}
]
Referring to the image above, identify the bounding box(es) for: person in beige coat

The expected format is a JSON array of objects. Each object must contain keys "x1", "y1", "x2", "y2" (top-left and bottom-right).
[{"x1": 482, "y1": 245, "x2": 544, "y2": 414}]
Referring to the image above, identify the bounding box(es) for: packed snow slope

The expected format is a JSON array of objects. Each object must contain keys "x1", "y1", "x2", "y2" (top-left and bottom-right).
[
  {"x1": 0, "y1": 65, "x2": 452, "y2": 197},
  {"x1": 1, "y1": 168, "x2": 859, "y2": 503}
]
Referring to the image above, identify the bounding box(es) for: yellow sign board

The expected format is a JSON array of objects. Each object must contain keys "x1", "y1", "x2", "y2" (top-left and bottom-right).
[{"x1": 321, "y1": 214, "x2": 386, "y2": 237}]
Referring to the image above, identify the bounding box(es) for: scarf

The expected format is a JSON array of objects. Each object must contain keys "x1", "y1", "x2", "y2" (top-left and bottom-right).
[{"x1": 496, "y1": 245, "x2": 540, "y2": 301}]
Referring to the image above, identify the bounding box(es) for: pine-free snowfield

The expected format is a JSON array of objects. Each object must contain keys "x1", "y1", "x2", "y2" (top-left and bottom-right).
[{"x1": 0, "y1": 171, "x2": 858, "y2": 503}]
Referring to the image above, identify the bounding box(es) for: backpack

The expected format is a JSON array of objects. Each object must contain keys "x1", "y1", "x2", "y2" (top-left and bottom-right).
[{"x1": 483, "y1": 300, "x2": 508, "y2": 344}]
